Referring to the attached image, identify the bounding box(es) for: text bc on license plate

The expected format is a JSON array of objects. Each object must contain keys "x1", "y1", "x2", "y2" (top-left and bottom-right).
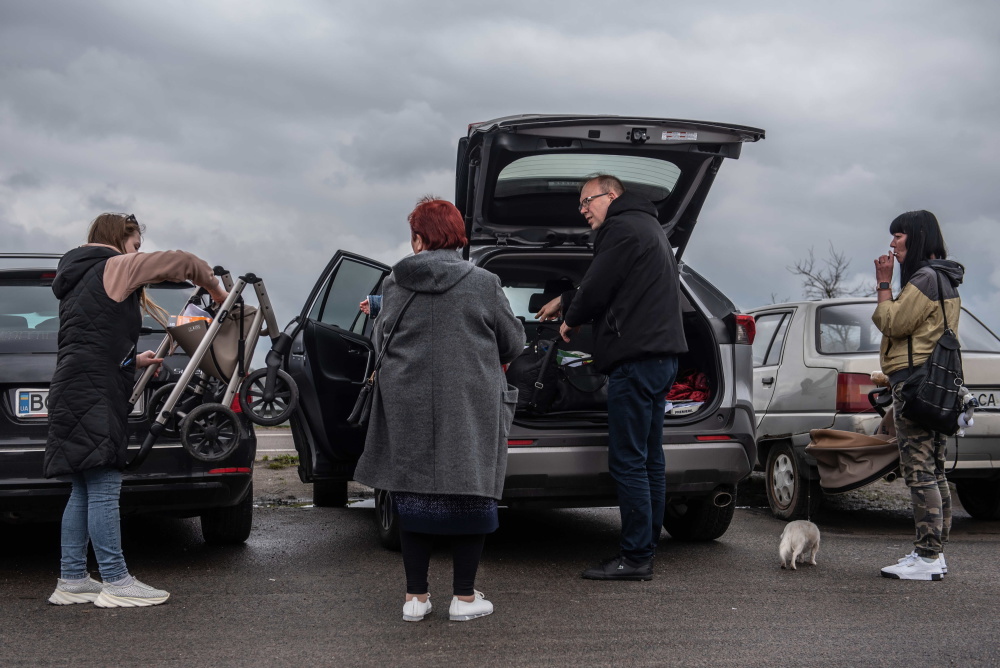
[{"x1": 16, "y1": 388, "x2": 144, "y2": 418}]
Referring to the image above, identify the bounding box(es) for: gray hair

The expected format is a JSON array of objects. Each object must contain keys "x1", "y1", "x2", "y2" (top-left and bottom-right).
[{"x1": 581, "y1": 173, "x2": 626, "y2": 195}]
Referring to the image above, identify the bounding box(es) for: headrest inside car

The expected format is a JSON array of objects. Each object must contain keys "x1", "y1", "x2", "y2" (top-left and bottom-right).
[{"x1": 528, "y1": 292, "x2": 558, "y2": 314}]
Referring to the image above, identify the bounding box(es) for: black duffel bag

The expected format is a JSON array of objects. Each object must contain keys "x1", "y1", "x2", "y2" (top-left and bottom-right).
[{"x1": 506, "y1": 327, "x2": 607, "y2": 414}]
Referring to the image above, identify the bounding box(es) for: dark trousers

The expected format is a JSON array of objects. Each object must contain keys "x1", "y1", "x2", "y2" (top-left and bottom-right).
[
  {"x1": 607, "y1": 356, "x2": 679, "y2": 562},
  {"x1": 400, "y1": 530, "x2": 486, "y2": 596}
]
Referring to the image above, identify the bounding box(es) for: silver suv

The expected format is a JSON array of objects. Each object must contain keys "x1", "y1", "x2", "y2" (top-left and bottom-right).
[
  {"x1": 283, "y1": 115, "x2": 764, "y2": 545},
  {"x1": 748, "y1": 298, "x2": 1000, "y2": 520}
]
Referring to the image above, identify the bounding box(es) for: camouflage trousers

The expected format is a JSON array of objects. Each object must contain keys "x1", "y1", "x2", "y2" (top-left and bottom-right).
[{"x1": 893, "y1": 385, "x2": 952, "y2": 557}]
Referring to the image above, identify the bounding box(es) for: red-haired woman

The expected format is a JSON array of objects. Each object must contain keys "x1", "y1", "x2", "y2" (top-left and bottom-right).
[{"x1": 353, "y1": 197, "x2": 524, "y2": 622}]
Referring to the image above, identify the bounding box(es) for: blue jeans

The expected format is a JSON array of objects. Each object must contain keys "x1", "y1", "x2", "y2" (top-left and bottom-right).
[
  {"x1": 607, "y1": 357, "x2": 679, "y2": 562},
  {"x1": 59, "y1": 467, "x2": 129, "y2": 581}
]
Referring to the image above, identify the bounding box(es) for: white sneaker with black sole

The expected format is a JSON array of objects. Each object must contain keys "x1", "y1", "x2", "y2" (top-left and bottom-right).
[
  {"x1": 449, "y1": 590, "x2": 493, "y2": 622},
  {"x1": 898, "y1": 550, "x2": 947, "y2": 574},
  {"x1": 48, "y1": 577, "x2": 104, "y2": 605},
  {"x1": 94, "y1": 579, "x2": 170, "y2": 607},
  {"x1": 881, "y1": 553, "x2": 945, "y2": 581}
]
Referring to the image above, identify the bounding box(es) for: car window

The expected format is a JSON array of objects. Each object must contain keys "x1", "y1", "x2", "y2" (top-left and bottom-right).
[
  {"x1": 145, "y1": 282, "x2": 196, "y2": 332},
  {"x1": 495, "y1": 154, "x2": 681, "y2": 202},
  {"x1": 765, "y1": 313, "x2": 790, "y2": 366},
  {"x1": 0, "y1": 276, "x2": 59, "y2": 330},
  {"x1": 959, "y1": 309, "x2": 1000, "y2": 353},
  {"x1": 751, "y1": 313, "x2": 785, "y2": 367},
  {"x1": 817, "y1": 303, "x2": 882, "y2": 353},
  {"x1": 311, "y1": 258, "x2": 386, "y2": 333}
]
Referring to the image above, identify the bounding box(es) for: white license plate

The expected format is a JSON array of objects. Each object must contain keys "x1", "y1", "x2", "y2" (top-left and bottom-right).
[
  {"x1": 16, "y1": 388, "x2": 145, "y2": 418},
  {"x1": 971, "y1": 389, "x2": 1000, "y2": 411}
]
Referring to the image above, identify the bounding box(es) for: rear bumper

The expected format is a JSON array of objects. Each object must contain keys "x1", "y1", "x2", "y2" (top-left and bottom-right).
[
  {"x1": 503, "y1": 408, "x2": 755, "y2": 507},
  {"x1": 0, "y1": 438, "x2": 255, "y2": 521}
]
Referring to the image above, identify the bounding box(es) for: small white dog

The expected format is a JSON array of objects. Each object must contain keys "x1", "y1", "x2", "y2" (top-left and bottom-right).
[{"x1": 779, "y1": 520, "x2": 821, "y2": 570}]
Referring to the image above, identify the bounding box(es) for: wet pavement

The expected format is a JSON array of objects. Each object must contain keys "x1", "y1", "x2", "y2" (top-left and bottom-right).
[{"x1": 2, "y1": 453, "x2": 998, "y2": 667}]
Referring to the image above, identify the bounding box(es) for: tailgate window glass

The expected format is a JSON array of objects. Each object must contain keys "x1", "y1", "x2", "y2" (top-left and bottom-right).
[
  {"x1": 0, "y1": 278, "x2": 59, "y2": 330},
  {"x1": 817, "y1": 303, "x2": 881, "y2": 353},
  {"x1": 496, "y1": 154, "x2": 681, "y2": 202},
  {"x1": 958, "y1": 309, "x2": 1000, "y2": 352}
]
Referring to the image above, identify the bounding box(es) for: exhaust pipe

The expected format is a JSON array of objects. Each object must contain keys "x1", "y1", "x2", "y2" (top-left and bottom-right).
[
  {"x1": 712, "y1": 490, "x2": 734, "y2": 508},
  {"x1": 883, "y1": 471, "x2": 898, "y2": 483}
]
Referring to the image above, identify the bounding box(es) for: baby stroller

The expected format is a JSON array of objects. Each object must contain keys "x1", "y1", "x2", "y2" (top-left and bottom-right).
[{"x1": 125, "y1": 266, "x2": 299, "y2": 469}]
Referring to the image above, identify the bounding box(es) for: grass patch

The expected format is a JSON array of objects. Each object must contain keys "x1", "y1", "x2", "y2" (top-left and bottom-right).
[{"x1": 261, "y1": 454, "x2": 299, "y2": 470}]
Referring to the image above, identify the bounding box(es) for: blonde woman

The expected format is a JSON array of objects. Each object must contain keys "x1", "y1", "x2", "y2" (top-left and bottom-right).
[{"x1": 45, "y1": 213, "x2": 227, "y2": 607}]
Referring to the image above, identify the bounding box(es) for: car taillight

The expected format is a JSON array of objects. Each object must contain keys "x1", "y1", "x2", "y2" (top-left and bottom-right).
[
  {"x1": 208, "y1": 467, "x2": 252, "y2": 474},
  {"x1": 836, "y1": 373, "x2": 877, "y2": 413},
  {"x1": 734, "y1": 314, "x2": 756, "y2": 345},
  {"x1": 230, "y1": 396, "x2": 242, "y2": 413}
]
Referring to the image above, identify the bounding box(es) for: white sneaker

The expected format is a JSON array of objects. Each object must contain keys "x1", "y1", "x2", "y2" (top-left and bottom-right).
[
  {"x1": 48, "y1": 577, "x2": 103, "y2": 605},
  {"x1": 897, "y1": 550, "x2": 947, "y2": 574},
  {"x1": 449, "y1": 590, "x2": 494, "y2": 622},
  {"x1": 881, "y1": 554, "x2": 945, "y2": 581},
  {"x1": 402, "y1": 594, "x2": 432, "y2": 622},
  {"x1": 94, "y1": 578, "x2": 170, "y2": 607}
]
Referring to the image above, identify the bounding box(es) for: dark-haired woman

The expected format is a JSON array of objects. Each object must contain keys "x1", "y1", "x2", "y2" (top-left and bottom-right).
[
  {"x1": 873, "y1": 210, "x2": 964, "y2": 581},
  {"x1": 45, "y1": 213, "x2": 228, "y2": 607},
  {"x1": 353, "y1": 197, "x2": 524, "y2": 622}
]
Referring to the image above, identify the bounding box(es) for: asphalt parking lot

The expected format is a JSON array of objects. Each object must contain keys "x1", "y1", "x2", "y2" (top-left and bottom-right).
[{"x1": 1, "y1": 435, "x2": 998, "y2": 667}]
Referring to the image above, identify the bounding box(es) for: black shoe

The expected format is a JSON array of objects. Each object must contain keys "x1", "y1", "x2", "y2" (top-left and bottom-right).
[{"x1": 581, "y1": 555, "x2": 653, "y2": 581}]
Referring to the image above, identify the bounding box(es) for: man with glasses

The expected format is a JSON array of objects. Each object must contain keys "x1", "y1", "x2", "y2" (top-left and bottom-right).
[{"x1": 536, "y1": 174, "x2": 687, "y2": 580}]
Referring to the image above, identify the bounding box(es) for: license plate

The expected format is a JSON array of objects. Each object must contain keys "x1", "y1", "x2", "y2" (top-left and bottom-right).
[
  {"x1": 16, "y1": 388, "x2": 145, "y2": 418},
  {"x1": 971, "y1": 389, "x2": 1000, "y2": 411}
]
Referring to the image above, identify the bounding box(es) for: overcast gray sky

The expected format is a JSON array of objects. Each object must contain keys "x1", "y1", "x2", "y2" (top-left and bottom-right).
[{"x1": 2, "y1": 0, "x2": 999, "y2": 336}]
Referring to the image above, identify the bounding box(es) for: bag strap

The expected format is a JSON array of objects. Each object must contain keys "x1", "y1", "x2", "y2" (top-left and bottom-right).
[
  {"x1": 907, "y1": 268, "x2": 951, "y2": 372},
  {"x1": 368, "y1": 291, "x2": 417, "y2": 380}
]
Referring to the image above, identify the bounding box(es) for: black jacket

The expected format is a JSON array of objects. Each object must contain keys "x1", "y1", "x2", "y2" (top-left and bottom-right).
[
  {"x1": 563, "y1": 192, "x2": 688, "y2": 373},
  {"x1": 44, "y1": 246, "x2": 141, "y2": 477}
]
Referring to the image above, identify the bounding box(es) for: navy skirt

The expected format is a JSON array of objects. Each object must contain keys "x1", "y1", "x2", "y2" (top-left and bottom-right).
[{"x1": 393, "y1": 492, "x2": 499, "y2": 535}]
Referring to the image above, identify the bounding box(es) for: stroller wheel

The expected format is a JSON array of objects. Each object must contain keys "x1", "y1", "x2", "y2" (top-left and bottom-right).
[
  {"x1": 147, "y1": 382, "x2": 208, "y2": 438},
  {"x1": 239, "y1": 368, "x2": 299, "y2": 426},
  {"x1": 180, "y1": 403, "x2": 243, "y2": 462}
]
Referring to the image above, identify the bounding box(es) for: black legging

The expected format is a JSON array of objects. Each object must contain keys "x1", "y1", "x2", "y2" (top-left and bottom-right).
[{"x1": 400, "y1": 530, "x2": 486, "y2": 596}]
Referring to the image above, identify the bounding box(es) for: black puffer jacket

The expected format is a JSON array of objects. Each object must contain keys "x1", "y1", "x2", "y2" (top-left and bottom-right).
[
  {"x1": 563, "y1": 192, "x2": 688, "y2": 373},
  {"x1": 44, "y1": 246, "x2": 141, "y2": 477}
]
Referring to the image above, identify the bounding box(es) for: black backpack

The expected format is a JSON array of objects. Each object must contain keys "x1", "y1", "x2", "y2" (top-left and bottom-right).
[{"x1": 898, "y1": 270, "x2": 964, "y2": 435}]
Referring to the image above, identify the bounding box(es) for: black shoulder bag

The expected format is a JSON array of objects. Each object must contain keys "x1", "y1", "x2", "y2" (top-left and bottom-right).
[
  {"x1": 346, "y1": 291, "x2": 416, "y2": 428},
  {"x1": 898, "y1": 270, "x2": 964, "y2": 435}
]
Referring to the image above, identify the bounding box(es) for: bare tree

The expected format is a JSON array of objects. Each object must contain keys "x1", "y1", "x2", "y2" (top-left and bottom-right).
[{"x1": 789, "y1": 243, "x2": 872, "y2": 300}]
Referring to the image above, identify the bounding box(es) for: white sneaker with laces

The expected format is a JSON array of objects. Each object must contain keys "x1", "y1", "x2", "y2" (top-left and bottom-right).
[
  {"x1": 402, "y1": 594, "x2": 432, "y2": 622},
  {"x1": 897, "y1": 550, "x2": 947, "y2": 574},
  {"x1": 48, "y1": 577, "x2": 104, "y2": 605},
  {"x1": 881, "y1": 553, "x2": 945, "y2": 581},
  {"x1": 94, "y1": 578, "x2": 170, "y2": 607},
  {"x1": 449, "y1": 590, "x2": 493, "y2": 622}
]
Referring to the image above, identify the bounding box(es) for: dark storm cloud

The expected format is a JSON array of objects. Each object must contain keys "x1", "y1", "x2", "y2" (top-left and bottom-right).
[{"x1": 2, "y1": 0, "x2": 999, "y2": 332}]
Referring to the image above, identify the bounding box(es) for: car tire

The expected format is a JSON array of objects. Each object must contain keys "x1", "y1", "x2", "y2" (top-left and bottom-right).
[
  {"x1": 956, "y1": 480, "x2": 1000, "y2": 520},
  {"x1": 201, "y1": 481, "x2": 254, "y2": 545},
  {"x1": 662, "y1": 486, "x2": 736, "y2": 541},
  {"x1": 313, "y1": 479, "x2": 348, "y2": 507},
  {"x1": 766, "y1": 441, "x2": 823, "y2": 521},
  {"x1": 373, "y1": 489, "x2": 402, "y2": 551}
]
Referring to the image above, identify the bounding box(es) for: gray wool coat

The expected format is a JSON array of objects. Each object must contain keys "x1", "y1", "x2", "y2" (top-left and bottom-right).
[{"x1": 352, "y1": 249, "x2": 526, "y2": 500}]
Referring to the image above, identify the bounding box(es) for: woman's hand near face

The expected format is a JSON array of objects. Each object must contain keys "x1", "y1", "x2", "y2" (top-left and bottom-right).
[{"x1": 874, "y1": 253, "x2": 894, "y2": 283}]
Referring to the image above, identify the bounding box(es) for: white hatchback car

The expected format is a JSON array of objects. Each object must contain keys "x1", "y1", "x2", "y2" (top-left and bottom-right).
[{"x1": 746, "y1": 298, "x2": 1000, "y2": 520}]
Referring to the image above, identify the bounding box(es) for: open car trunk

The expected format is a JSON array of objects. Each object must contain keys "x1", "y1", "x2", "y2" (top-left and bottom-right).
[{"x1": 479, "y1": 250, "x2": 722, "y2": 426}]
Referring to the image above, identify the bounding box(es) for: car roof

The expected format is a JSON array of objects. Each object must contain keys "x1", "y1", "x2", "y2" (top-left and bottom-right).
[
  {"x1": 746, "y1": 298, "x2": 877, "y2": 312},
  {"x1": 0, "y1": 253, "x2": 63, "y2": 271}
]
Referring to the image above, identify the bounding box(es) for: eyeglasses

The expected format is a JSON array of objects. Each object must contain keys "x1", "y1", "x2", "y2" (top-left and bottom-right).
[
  {"x1": 578, "y1": 192, "x2": 611, "y2": 212},
  {"x1": 123, "y1": 214, "x2": 137, "y2": 224}
]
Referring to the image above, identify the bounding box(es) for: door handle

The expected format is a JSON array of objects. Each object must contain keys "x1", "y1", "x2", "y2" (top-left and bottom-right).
[{"x1": 761, "y1": 376, "x2": 774, "y2": 386}]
